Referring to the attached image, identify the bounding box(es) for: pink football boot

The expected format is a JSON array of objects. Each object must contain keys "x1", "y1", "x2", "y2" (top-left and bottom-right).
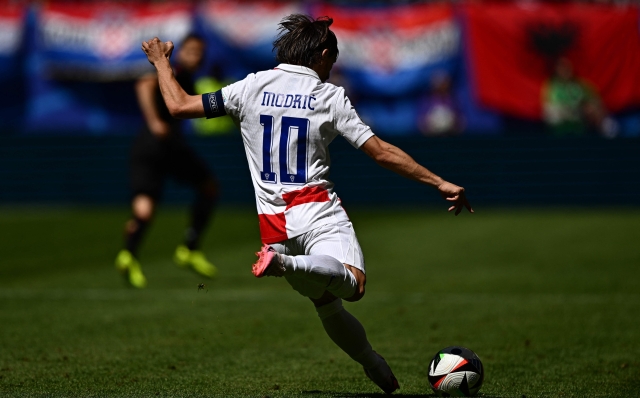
[{"x1": 252, "y1": 244, "x2": 285, "y2": 277}]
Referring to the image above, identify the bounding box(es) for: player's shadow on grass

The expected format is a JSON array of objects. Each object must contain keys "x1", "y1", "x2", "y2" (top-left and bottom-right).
[
  {"x1": 302, "y1": 393, "x2": 507, "y2": 398},
  {"x1": 301, "y1": 393, "x2": 432, "y2": 397}
]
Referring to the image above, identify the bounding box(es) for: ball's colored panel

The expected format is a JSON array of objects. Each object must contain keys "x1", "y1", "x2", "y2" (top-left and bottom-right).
[{"x1": 430, "y1": 353, "x2": 465, "y2": 376}]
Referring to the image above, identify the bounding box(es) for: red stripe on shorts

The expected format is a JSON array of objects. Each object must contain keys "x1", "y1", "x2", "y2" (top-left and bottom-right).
[
  {"x1": 282, "y1": 186, "x2": 330, "y2": 210},
  {"x1": 258, "y1": 213, "x2": 288, "y2": 244}
]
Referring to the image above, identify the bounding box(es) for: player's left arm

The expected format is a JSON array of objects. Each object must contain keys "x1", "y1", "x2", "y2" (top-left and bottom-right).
[
  {"x1": 360, "y1": 135, "x2": 473, "y2": 215},
  {"x1": 141, "y1": 38, "x2": 207, "y2": 119}
]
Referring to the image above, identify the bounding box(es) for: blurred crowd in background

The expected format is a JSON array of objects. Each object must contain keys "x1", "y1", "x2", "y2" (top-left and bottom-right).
[{"x1": 2, "y1": 0, "x2": 640, "y2": 138}]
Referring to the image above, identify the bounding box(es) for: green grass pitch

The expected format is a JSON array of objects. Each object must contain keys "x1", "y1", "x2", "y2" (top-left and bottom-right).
[{"x1": 0, "y1": 206, "x2": 638, "y2": 397}]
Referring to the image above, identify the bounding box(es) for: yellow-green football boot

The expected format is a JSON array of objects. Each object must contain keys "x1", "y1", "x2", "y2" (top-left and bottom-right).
[
  {"x1": 115, "y1": 249, "x2": 147, "y2": 288},
  {"x1": 174, "y1": 245, "x2": 217, "y2": 278}
]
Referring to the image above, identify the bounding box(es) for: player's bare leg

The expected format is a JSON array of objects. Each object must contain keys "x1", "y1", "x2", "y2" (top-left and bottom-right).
[
  {"x1": 174, "y1": 178, "x2": 218, "y2": 278},
  {"x1": 115, "y1": 194, "x2": 155, "y2": 288},
  {"x1": 311, "y1": 290, "x2": 400, "y2": 394},
  {"x1": 127, "y1": 194, "x2": 155, "y2": 256},
  {"x1": 343, "y1": 264, "x2": 365, "y2": 302}
]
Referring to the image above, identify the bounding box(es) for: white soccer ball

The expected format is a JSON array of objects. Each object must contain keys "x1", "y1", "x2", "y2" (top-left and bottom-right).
[{"x1": 428, "y1": 346, "x2": 484, "y2": 397}]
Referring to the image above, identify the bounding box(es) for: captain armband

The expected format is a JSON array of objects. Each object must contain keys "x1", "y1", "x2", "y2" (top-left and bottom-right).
[{"x1": 202, "y1": 90, "x2": 227, "y2": 119}]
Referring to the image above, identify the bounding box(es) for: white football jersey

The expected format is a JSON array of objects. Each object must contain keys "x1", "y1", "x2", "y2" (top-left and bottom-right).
[{"x1": 220, "y1": 63, "x2": 374, "y2": 243}]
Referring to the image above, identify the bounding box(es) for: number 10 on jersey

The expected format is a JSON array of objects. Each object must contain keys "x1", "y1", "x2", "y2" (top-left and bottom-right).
[{"x1": 260, "y1": 114, "x2": 309, "y2": 185}]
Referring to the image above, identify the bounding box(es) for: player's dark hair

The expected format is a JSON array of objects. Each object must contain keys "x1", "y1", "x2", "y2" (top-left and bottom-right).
[{"x1": 273, "y1": 14, "x2": 339, "y2": 68}]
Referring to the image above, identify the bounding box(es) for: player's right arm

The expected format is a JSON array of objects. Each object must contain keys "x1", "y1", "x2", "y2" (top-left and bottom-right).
[
  {"x1": 360, "y1": 135, "x2": 473, "y2": 215},
  {"x1": 141, "y1": 38, "x2": 206, "y2": 119},
  {"x1": 135, "y1": 73, "x2": 170, "y2": 137},
  {"x1": 334, "y1": 89, "x2": 472, "y2": 215}
]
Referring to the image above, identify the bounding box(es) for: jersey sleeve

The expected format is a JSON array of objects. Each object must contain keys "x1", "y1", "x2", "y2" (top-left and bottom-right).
[
  {"x1": 333, "y1": 88, "x2": 375, "y2": 148},
  {"x1": 220, "y1": 74, "x2": 253, "y2": 120}
]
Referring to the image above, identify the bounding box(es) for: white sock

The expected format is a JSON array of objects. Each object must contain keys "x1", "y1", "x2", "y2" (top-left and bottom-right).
[
  {"x1": 315, "y1": 298, "x2": 381, "y2": 370},
  {"x1": 279, "y1": 254, "x2": 357, "y2": 299}
]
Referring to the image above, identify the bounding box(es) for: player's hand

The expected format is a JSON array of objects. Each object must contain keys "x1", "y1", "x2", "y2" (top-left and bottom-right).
[
  {"x1": 438, "y1": 181, "x2": 473, "y2": 216},
  {"x1": 141, "y1": 37, "x2": 174, "y2": 66},
  {"x1": 149, "y1": 120, "x2": 170, "y2": 138}
]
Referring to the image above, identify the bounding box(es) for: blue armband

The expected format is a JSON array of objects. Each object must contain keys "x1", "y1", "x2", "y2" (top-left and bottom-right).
[{"x1": 202, "y1": 90, "x2": 226, "y2": 119}]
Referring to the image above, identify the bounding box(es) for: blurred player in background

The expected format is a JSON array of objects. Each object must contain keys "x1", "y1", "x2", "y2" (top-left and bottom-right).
[
  {"x1": 115, "y1": 34, "x2": 219, "y2": 288},
  {"x1": 142, "y1": 15, "x2": 472, "y2": 394}
]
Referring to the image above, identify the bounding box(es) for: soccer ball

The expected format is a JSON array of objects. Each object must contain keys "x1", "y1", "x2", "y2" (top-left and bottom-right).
[{"x1": 428, "y1": 346, "x2": 484, "y2": 397}]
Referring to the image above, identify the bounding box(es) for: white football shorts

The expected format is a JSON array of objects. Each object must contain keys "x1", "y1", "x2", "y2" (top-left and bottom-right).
[{"x1": 270, "y1": 219, "x2": 365, "y2": 299}]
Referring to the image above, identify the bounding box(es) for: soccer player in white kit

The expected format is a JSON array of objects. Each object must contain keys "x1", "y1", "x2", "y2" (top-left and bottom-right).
[{"x1": 142, "y1": 14, "x2": 473, "y2": 395}]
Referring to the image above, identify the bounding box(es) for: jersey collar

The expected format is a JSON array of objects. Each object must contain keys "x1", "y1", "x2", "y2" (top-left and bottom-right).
[{"x1": 275, "y1": 64, "x2": 320, "y2": 81}]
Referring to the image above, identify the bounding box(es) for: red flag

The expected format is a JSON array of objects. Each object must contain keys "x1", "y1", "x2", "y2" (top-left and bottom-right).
[{"x1": 463, "y1": 3, "x2": 640, "y2": 119}]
